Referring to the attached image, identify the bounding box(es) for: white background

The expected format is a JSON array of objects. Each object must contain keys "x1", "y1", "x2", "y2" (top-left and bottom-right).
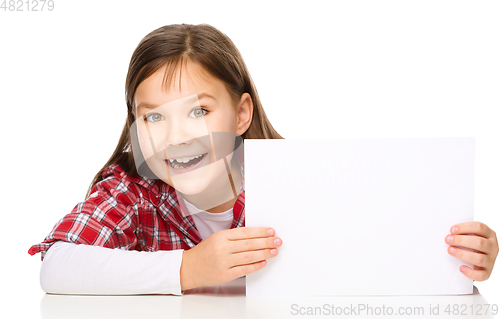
[{"x1": 1, "y1": 0, "x2": 498, "y2": 317}]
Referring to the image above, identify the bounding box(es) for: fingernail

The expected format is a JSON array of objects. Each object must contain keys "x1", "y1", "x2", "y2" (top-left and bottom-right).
[
  {"x1": 268, "y1": 229, "x2": 274, "y2": 236},
  {"x1": 446, "y1": 235, "x2": 453, "y2": 244},
  {"x1": 449, "y1": 247, "x2": 456, "y2": 254},
  {"x1": 451, "y1": 226, "x2": 458, "y2": 234},
  {"x1": 460, "y1": 265, "x2": 467, "y2": 272},
  {"x1": 271, "y1": 249, "x2": 278, "y2": 255},
  {"x1": 274, "y1": 238, "x2": 281, "y2": 246}
]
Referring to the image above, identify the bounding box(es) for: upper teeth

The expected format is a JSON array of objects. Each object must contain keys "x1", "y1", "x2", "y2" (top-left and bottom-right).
[{"x1": 168, "y1": 154, "x2": 204, "y2": 163}]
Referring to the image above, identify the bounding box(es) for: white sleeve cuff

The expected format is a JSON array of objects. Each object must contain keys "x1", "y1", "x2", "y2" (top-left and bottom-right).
[{"x1": 40, "y1": 241, "x2": 185, "y2": 296}]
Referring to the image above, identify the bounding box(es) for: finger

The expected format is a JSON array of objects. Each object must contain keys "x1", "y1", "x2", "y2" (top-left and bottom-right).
[
  {"x1": 230, "y1": 248, "x2": 278, "y2": 267},
  {"x1": 445, "y1": 234, "x2": 493, "y2": 254},
  {"x1": 225, "y1": 227, "x2": 275, "y2": 240},
  {"x1": 448, "y1": 246, "x2": 490, "y2": 268},
  {"x1": 451, "y1": 222, "x2": 495, "y2": 239},
  {"x1": 229, "y1": 237, "x2": 282, "y2": 254},
  {"x1": 227, "y1": 260, "x2": 267, "y2": 280},
  {"x1": 458, "y1": 265, "x2": 490, "y2": 281}
]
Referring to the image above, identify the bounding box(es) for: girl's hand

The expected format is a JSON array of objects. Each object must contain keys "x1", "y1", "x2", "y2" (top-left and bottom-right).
[
  {"x1": 180, "y1": 227, "x2": 282, "y2": 291},
  {"x1": 445, "y1": 221, "x2": 499, "y2": 281}
]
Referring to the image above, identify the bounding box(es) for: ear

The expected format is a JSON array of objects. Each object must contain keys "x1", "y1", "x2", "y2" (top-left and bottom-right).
[{"x1": 235, "y1": 93, "x2": 253, "y2": 136}]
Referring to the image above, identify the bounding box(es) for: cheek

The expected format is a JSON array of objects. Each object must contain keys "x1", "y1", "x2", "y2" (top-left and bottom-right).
[
  {"x1": 210, "y1": 110, "x2": 237, "y2": 132},
  {"x1": 137, "y1": 124, "x2": 156, "y2": 159},
  {"x1": 210, "y1": 133, "x2": 237, "y2": 162},
  {"x1": 208, "y1": 111, "x2": 239, "y2": 159}
]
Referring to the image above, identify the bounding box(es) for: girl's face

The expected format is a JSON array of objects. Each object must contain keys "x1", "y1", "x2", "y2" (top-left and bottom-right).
[{"x1": 133, "y1": 59, "x2": 251, "y2": 196}]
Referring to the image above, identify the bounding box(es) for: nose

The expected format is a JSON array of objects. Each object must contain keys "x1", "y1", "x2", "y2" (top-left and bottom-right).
[{"x1": 164, "y1": 117, "x2": 193, "y2": 148}]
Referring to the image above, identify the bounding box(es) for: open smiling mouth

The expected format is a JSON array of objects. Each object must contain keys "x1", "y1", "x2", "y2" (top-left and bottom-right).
[{"x1": 166, "y1": 153, "x2": 208, "y2": 173}]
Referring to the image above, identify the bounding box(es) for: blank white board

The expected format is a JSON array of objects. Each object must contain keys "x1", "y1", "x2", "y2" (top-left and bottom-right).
[{"x1": 245, "y1": 137, "x2": 475, "y2": 297}]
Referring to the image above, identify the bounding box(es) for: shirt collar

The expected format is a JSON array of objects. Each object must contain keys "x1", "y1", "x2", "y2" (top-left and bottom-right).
[{"x1": 103, "y1": 161, "x2": 245, "y2": 214}]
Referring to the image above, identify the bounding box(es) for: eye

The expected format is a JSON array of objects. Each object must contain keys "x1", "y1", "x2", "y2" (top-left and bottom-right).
[
  {"x1": 189, "y1": 107, "x2": 208, "y2": 118},
  {"x1": 145, "y1": 113, "x2": 164, "y2": 123}
]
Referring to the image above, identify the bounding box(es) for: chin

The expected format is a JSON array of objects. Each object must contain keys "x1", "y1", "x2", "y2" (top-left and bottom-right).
[{"x1": 170, "y1": 176, "x2": 209, "y2": 195}]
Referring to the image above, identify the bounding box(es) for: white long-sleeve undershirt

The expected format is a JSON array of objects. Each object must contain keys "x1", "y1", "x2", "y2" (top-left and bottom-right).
[{"x1": 40, "y1": 196, "x2": 234, "y2": 295}]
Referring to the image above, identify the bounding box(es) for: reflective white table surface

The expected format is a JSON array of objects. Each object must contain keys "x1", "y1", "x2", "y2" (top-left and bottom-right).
[{"x1": 34, "y1": 277, "x2": 498, "y2": 319}]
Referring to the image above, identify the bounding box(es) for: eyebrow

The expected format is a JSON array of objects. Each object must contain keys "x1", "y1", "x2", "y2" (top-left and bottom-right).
[{"x1": 136, "y1": 93, "x2": 217, "y2": 111}]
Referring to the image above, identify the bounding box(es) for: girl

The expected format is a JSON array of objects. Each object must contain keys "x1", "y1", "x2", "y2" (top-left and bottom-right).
[
  {"x1": 28, "y1": 23, "x2": 498, "y2": 295},
  {"x1": 28, "y1": 23, "x2": 284, "y2": 295}
]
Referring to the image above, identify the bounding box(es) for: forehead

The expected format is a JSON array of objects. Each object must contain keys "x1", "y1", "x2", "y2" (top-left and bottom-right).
[{"x1": 134, "y1": 59, "x2": 226, "y2": 111}]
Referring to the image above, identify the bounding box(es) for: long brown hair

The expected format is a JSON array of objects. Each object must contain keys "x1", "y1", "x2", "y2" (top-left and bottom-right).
[{"x1": 85, "y1": 23, "x2": 284, "y2": 199}]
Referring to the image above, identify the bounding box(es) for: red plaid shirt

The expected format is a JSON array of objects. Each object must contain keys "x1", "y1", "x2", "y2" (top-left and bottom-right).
[{"x1": 28, "y1": 160, "x2": 245, "y2": 261}]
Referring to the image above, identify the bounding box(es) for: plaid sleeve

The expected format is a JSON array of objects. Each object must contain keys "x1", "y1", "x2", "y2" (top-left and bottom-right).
[{"x1": 28, "y1": 175, "x2": 141, "y2": 261}]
